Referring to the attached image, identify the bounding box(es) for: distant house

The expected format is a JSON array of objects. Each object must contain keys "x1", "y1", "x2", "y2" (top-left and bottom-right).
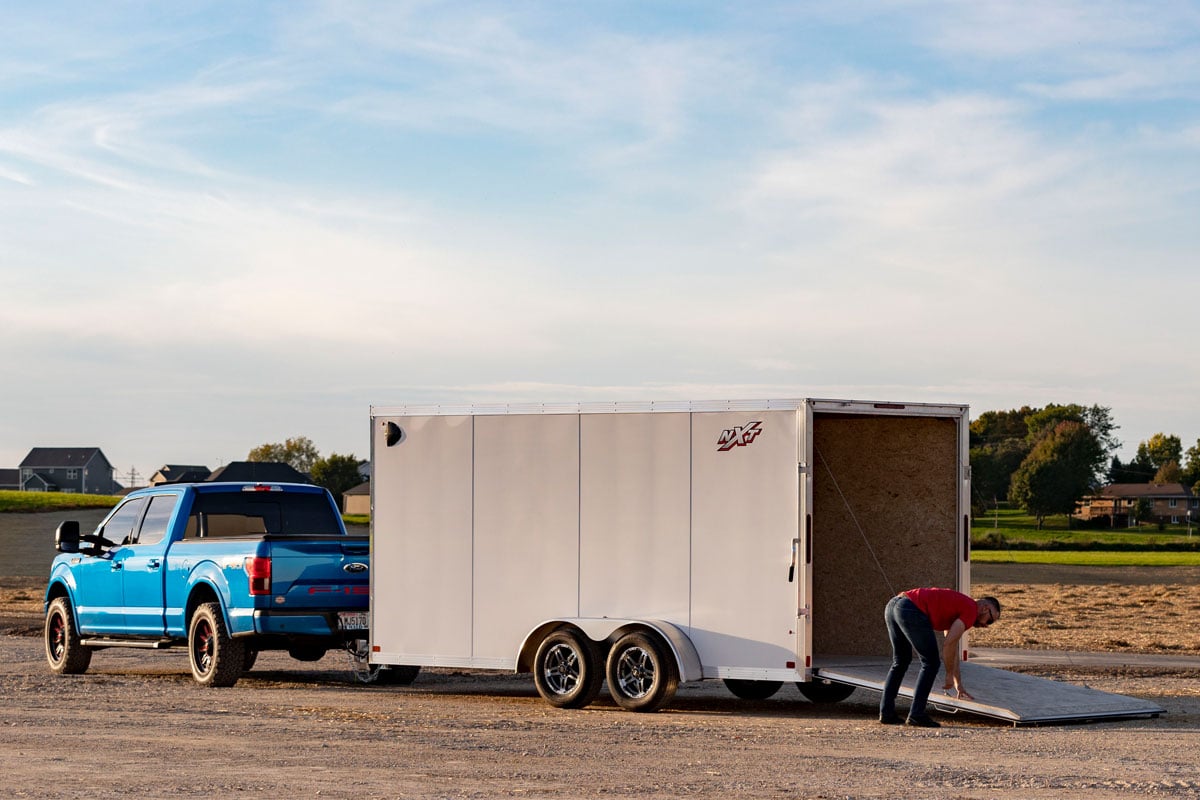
[
  {"x1": 149, "y1": 464, "x2": 212, "y2": 485},
  {"x1": 343, "y1": 481, "x2": 370, "y2": 515},
  {"x1": 0, "y1": 468, "x2": 20, "y2": 490},
  {"x1": 18, "y1": 447, "x2": 120, "y2": 494},
  {"x1": 206, "y1": 461, "x2": 312, "y2": 484},
  {"x1": 1077, "y1": 483, "x2": 1199, "y2": 527}
]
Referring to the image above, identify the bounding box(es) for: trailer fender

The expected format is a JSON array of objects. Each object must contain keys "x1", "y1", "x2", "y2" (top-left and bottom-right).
[{"x1": 518, "y1": 618, "x2": 703, "y2": 683}]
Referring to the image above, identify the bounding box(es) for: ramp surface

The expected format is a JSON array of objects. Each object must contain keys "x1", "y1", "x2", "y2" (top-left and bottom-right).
[{"x1": 814, "y1": 657, "x2": 1165, "y2": 726}]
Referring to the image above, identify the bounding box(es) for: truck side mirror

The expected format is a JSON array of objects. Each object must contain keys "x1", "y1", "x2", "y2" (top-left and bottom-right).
[{"x1": 56, "y1": 521, "x2": 80, "y2": 553}]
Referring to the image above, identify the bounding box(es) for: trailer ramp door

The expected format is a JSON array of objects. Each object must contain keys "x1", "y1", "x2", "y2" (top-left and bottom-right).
[{"x1": 813, "y1": 657, "x2": 1164, "y2": 726}]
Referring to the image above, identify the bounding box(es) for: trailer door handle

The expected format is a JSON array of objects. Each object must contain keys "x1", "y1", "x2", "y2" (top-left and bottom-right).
[{"x1": 788, "y1": 538, "x2": 799, "y2": 582}]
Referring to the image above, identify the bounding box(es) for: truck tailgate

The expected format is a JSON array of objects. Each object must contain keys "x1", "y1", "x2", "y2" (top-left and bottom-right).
[{"x1": 266, "y1": 536, "x2": 370, "y2": 610}]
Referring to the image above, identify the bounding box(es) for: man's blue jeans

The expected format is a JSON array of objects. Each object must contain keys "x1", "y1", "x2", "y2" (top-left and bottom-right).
[{"x1": 880, "y1": 594, "x2": 941, "y2": 719}]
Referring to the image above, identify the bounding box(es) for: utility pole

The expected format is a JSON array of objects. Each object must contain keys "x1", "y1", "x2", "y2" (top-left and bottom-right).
[{"x1": 124, "y1": 466, "x2": 141, "y2": 489}]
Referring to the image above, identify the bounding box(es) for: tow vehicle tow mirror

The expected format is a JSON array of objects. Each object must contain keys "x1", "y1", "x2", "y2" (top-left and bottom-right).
[{"x1": 56, "y1": 521, "x2": 80, "y2": 553}]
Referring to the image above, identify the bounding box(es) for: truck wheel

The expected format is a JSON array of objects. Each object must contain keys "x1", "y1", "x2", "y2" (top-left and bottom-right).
[
  {"x1": 797, "y1": 679, "x2": 856, "y2": 703},
  {"x1": 606, "y1": 631, "x2": 678, "y2": 712},
  {"x1": 723, "y1": 679, "x2": 782, "y2": 700},
  {"x1": 45, "y1": 597, "x2": 92, "y2": 675},
  {"x1": 188, "y1": 602, "x2": 245, "y2": 687},
  {"x1": 533, "y1": 630, "x2": 603, "y2": 709}
]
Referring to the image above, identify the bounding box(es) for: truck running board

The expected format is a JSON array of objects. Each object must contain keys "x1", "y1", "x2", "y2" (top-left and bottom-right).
[{"x1": 81, "y1": 638, "x2": 175, "y2": 650}]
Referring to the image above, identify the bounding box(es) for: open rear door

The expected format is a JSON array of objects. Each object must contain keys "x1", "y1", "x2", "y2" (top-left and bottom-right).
[{"x1": 814, "y1": 657, "x2": 1164, "y2": 726}]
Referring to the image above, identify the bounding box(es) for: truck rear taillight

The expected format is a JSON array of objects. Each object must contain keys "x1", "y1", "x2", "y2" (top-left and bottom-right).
[{"x1": 244, "y1": 556, "x2": 272, "y2": 595}]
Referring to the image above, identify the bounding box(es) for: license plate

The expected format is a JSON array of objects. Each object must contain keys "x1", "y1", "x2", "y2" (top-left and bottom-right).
[{"x1": 337, "y1": 611, "x2": 369, "y2": 631}]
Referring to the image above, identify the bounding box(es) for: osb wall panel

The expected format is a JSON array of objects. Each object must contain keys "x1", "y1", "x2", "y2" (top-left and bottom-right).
[{"x1": 811, "y1": 414, "x2": 959, "y2": 656}]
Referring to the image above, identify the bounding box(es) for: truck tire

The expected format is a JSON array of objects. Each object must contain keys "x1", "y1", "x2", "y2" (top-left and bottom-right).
[
  {"x1": 606, "y1": 631, "x2": 678, "y2": 712},
  {"x1": 797, "y1": 679, "x2": 856, "y2": 704},
  {"x1": 723, "y1": 679, "x2": 782, "y2": 700},
  {"x1": 45, "y1": 597, "x2": 92, "y2": 675},
  {"x1": 188, "y1": 602, "x2": 245, "y2": 687},
  {"x1": 533, "y1": 630, "x2": 603, "y2": 709}
]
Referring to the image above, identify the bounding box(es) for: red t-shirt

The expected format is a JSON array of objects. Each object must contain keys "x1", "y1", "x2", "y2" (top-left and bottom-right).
[{"x1": 903, "y1": 588, "x2": 978, "y2": 631}]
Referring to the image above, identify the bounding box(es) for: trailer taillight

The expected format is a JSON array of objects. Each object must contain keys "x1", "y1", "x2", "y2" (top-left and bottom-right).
[{"x1": 245, "y1": 556, "x2": 272, "y2": 595}]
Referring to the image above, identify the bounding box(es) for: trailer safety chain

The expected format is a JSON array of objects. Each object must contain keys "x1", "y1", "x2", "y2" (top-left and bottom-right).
[
  {"x1": 815, "y1": 447, "x2": 896, "y2": 597},
  {"x1": 345, "y1": 639, "x2": 378, "y2": 684}
]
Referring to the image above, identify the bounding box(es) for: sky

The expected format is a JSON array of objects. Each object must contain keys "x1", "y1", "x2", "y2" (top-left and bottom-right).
[{"x1": 3, "y1": 1, "x2": 1200, "y2": 483}]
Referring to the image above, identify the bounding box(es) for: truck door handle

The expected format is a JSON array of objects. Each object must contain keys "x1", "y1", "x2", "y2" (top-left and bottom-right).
[
  {"x1": 148, "y1": 559, "x2": 161, "y2": 570},
  {"x1": 110, "y1": 562, "x2": 123, "y2": 572}
]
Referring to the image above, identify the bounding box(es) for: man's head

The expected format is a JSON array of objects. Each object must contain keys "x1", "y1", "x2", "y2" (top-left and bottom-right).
[{"x1": 975, "y1": 597, "x2": 1001, "y2": 628}]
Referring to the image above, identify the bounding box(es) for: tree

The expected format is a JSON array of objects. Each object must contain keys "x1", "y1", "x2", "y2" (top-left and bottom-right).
[
  {"x1": 969, "y1": 438, "x2": 1027, "y2": 515},
  {"x1": 968, "y1": 403, "x2": 1119, "y2": 517},
  {"x1": 1009, "y1": 421, "x2": 1105, "y2": 529},
  {"x1": 1136, "y1": 433, "x2": 1182, "y2": 473},
  {"x1": 1183, "y1": 439, "x2": 1200, "y2": 491},
  {"x1": 310, "y1": 453, "x2": 363, "y2": 507},
  {"x1": 247, "y1": 436, "x2": 320, "y2": 474},
  {"x1": 1153, "y1": 460, "x2": 1182, "y2": 485}
]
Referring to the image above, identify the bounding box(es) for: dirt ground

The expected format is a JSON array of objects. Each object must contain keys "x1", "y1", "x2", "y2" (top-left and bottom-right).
[{"x1": 3, "y1": 570, "x2": 1200, "y2": 799}]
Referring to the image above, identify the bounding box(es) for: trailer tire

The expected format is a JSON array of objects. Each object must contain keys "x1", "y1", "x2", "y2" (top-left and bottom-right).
[
  {"x1": 533, "y1": 630, "x2": 603, "y2": 709},
  {"x1": 723, "y1": 679, "x2": 782, "y2": 700},
  {"x1": 188, "y1": 602, "x2": 245, "y2": 687},
  {"x1": 370, "y1": 665, "x2": 421, "y2": 686},
  {"x1": 45, "y1": 597, "x2": 92, "y2": 675},
  {"x1": 796, "y1": 679, "x2": 856, "y2": 704},
  {"x1": 606, "y1": 631, "x2": 678, "y2": 712}
]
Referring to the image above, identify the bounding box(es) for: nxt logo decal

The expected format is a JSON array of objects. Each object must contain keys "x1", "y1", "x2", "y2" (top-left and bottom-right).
[{"x1": 717, "y1": 421, "x2": 763, "y2": 451}]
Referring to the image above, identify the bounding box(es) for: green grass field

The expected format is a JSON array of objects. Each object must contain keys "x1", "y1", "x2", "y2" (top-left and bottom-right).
[
  {"x1": 0, "y1": 490, "x2": 119, "y2": 513},
  {"x1": 972, "y1": 549, "x2": 1200, "y2": 567},
  {"x1": 2, "y1": 489, "x2": 367, "y2": 528}
]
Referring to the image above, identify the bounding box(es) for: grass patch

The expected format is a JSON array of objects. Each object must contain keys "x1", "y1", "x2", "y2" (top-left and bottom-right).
[
  {"x1": 972, "y1": 549, "x2": 1200, "y2": 567},
  {"x1": 0, "y1": 490, "x2": 120, "y2": 513},
  {"x1": 973, "y1": 507, "x2": 1200, "y2": 551},
  {"x1": 342, "y1": 514, "x2": 369, "y2": 528}
]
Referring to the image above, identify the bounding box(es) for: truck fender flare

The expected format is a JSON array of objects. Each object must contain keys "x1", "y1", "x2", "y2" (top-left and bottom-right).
[
  {"x1": 43, "y1": 570, "x2": 79, "y2": 618},
  {"x1": 182, "y1": 563, "x2": 234, "y2": 628},
  {"x1": 517, "y1": 618, "x2": 703, "y2": 683}
]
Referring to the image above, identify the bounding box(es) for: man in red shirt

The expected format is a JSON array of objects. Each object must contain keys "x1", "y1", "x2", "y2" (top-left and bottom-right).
[{"x1": 879, "y1": 587, "x2": 1001, "y2": 727}]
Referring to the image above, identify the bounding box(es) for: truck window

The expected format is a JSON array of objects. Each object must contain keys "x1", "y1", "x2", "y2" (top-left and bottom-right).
[
  {"x1": 101, "y1": 497, "x2": 148, "y2": 546},
  {"x1": 135, "y1": 495, "x2": 179, "y2": 545},
  {"x1": 183, "y1": 492, "x2": 341, "y2": 538}
]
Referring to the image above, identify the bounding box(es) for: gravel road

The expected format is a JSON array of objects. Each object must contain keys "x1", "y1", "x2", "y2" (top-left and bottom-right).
[{"x1": 3, "y1": 604, "x2": 1199, "y2": 799}]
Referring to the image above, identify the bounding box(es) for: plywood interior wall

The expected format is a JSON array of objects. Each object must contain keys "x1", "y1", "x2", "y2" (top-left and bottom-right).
[{"x1": 811, "y1": 414, "x2": 959, "y2": 656}]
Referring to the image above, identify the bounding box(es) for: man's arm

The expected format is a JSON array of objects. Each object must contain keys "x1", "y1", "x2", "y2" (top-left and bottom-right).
[{"x1": 940, "y1": 619, "x2": 972, "y2": 699}]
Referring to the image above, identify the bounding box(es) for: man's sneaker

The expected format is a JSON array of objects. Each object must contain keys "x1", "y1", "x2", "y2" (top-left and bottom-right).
[
  {"x1": 905, "y1": 715, "x2": 941, "y2": 728},
  {"x1": 879, "y1": 713, "x2": 903, "y2": 725}
]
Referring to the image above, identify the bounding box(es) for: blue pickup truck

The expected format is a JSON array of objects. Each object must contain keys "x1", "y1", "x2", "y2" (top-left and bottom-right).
[{"x1": 44, "y1": 482, "x2": 374, "y2": 687}]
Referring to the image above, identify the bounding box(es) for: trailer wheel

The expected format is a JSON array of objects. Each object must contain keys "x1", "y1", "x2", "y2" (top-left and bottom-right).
[
  {"x1": 533, "y1": 630, "x2": 603, "y2": 709},
  {"x1": 606, "y1": 632, "x2": 678, "y2": 712},
  {"x1": 45, "y1": 597, "x2": 92, "y2": 675},
  {"x1": 723, "y1": 679, "x2": 782, "y2": 700},
  {"x1": 797, "y1": 679, "x2": 856, "y2": 703},
  {"x1": 188, "y1": 602, "x2": 245, "y2": 687}
]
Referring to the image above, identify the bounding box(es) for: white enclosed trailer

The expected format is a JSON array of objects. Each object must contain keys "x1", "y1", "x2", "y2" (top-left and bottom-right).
[
  {"x1": 368, "y1": 399, "x2": 974, "y2": 712},
  {"x1": 368, "y1": 399, "x2": 1163, "y2": 723}
]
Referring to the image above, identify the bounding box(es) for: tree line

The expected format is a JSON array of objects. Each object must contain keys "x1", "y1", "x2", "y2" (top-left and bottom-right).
[
  {"x1": 971, "y1": 404, "x2": 1200, "y2": 528},
  {"x1": 246, "y1": 436, "x2": 363, "y2": 508}
]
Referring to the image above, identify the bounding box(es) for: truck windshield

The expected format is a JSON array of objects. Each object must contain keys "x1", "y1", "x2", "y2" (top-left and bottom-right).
[{"x1": 184, "y1": 493, "x2": 343, "y2": 538}]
